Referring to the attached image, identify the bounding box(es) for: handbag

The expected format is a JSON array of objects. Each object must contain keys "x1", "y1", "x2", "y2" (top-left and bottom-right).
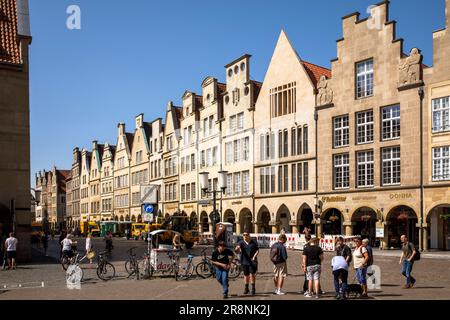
[{"x1": 87, "y1": 250, "x2": 95, "y2": 260}]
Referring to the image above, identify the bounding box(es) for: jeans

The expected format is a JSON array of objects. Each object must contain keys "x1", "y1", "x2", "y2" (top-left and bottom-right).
[
  {"x1": 333, "y1": 269, "x2": 348, "y2": 294},
  {"x1": 215, "y1": 267, "x2": 229, "y2": 295},
  {"x1": 402, "y1": 260, "x2": 415, "y2": 285},
  {"x1": 356, "y1": 268, "x2": 367, "y2": 285}
]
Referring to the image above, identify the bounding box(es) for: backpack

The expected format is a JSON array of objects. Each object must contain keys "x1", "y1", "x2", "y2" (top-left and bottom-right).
[
  {"x1": 270, "y1": 243, "x2": 283, "y2": 264},
  {"x1": 360, "y1": 246, "x2": 373, "y2": 267},
  {"x1": 409, "y1": 243, "x2": 421, "y2": 261}
]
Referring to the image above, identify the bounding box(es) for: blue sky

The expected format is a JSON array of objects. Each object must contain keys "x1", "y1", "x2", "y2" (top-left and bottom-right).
[{"x1": 29, "y1": 0, "x2": 447, "y2": 185}]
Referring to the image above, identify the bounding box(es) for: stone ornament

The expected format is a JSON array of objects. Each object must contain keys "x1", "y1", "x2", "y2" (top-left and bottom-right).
[
  {"x1": 317, "y1": 75, "x2": 333, "y2": 106},
  {"x1": 398, "y1": 48, "x2": 423, "y2": 87}
]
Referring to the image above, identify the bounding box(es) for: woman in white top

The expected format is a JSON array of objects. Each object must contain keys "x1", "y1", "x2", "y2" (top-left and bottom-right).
[
  {"x1": 352, "y1": 237, "x2": 369, "y2": 297},
  {"x1": 85, "y1": 233, "x2": 93, "y2": 263}
]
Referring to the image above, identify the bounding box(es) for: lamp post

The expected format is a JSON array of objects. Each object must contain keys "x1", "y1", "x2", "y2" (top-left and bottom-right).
[{"x1": 199, "y1": 171, "x2": 228, "y2": 247}]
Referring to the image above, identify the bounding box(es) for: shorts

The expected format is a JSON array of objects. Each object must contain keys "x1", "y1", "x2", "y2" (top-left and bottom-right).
[
  {"x1": 7, "y1": 251, "x2": 16, "y2": 259},
  {"x1": 306, "y1": 264, "x2": 321, "y2": 281},
  {"x1": 242, "y1": 262, "x2": 258, "y2": 276},
  {"x1": 273, "y1": 262, "x2": 288, "y2": 278},
  {"x1": 356, "y1": 267, "x2": 367, "y2": 285}
]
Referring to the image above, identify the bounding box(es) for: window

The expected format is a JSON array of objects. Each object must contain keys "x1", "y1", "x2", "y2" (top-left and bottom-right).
[
  {"x1": 181, "y1": 185, "x2": 185, "y2": 201},
  {"x1": 291, "y1": 128, "x2": 296, "y2": 156},
  {"x1": 237, "y1": 112, "x2": 244, "y2": 130},
  {"x1": 334, "y1": 154, "x2": 350, "y2": 189},
  {"x1": 243, "y1": 137, "x2": 250, "y2": 161},
  {"x1": 278, "y1": 166, "x2": 283, "y2": 193},
  {"x1": 266, "y1": 134, "x2": 270, "y2": 160},
  {"x1": 357, "y1": 151, "x2": 374, "y2": 187},
  {"x1": 234, "y1": 140, "x2": 241, "y2": 163},
  {"x1": 186, "y1": 183, "x2": 191, "y2": 200},
  {"x1": 260, "y1": 167, "x2": 275, "y2": 194},
  {"x1": 334, "y1": 116, "x2": 349, "y2": 148},
  {"x1": 303, "y1": 162, "x2": 309, "y2": 190},
  {"x1": 278, "y1": 131, "x2": 283, "y2": 158},
  {"x1": 203, "y1": 118, "x2": 208, "y2": 137},
  {"x1": 230, "y1": 115, "x2": 237, "y2": 132},
  {"x1": 432, "y1": 146, "x2": 450, "y2": 181},
  {"x1": 292, "y1": 164, "x2": 297, "y2": 192},
  {"x1": 271, "y1": 82, "x2": 297, "y2": 117},
  {"x1": 382, "y1": 105, "x2": 400, "y2": 140},
  {"x1": 191, "y1": 183, "x2": 196, "y2": 199},
  {"x1": 382, "y1": 147, "x2": 401, "y2": 185},
  {"x1": 297, "y1": 163, "x2": 302, "y2": 191},
  {"x1": 303, "y1": 126, "x2": 308, "y2": 154},
  {"x1": 357, "y1": 111, "x2": 374, "y2": 144},
  {"x1": 234, "y1": 173, "x2": 241, "y2": 196},
  {"x1": 260, "y1": 135, "x2": 265, "y2": 161},
  {"x1": 242, "y1": 171, "x2": 250, "y2": 195},
  {"x1": 432, "y1": 96, "x2": 450, "y2": 132},
  {"x1": 356, "y1": 59, "x2": 374, "y2": 99},
  {"x1": 191, "y1": 154, "x2": 196, "y2": 170},
  {"x1": 283, "y1": 165, "x2": 289, "y2": 193},
  {"x1": 283, "y1": 130, "x2": 288, "y2": 157},
  {"x1": 212, "y1": 147, "x2": 218, "y2": 166},
  {"x1": 201, "y1": 151, "x2": 205, "y2": 168},
  {"x1": 226, "y1": 142, "x2": 232, "y2": 164},
  {"x1": 227, "y1": 174, "x2": 233, "y2": 196},
  {"x1": 297, "y1": 127, "x2": 302, "y2": 155}
]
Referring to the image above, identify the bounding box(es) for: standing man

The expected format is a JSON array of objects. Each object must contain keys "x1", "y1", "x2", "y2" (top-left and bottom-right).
[
  {"x1": 270, "y1": 234, "x2": 288, "y2": 295},
  {"x1": 211, "y1": 241, "x2": 234, "y2": 299},
  {"x1": 41, "y1": 232, "x2": 49, "y2": 256},
  {"x1": 302, "y1": 237, "x2": 324, "y2": 299},
  {"x1": 5, "y1": 233, "x2": 18, "y2": 270},
  {"x1": 399, "y1": 235, "x2": 417, "y2": 289},
  {"x1": 334, "y1": 236, "x2": 352, "y2": 299},
  {"x1": 235, "y1": 232, "x2": 259, "y2": 295}
]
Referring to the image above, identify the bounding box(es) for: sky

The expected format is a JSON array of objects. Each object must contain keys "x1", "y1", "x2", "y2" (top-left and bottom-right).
[{"x1": 29, "y1": 0, "x2": 447, "y2": 185}]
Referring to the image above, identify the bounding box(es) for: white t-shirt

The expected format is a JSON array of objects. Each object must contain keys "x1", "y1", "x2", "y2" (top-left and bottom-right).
[
  {"x1": 5, "y1": 237, "x2": 18, "y2": 251},
  {"x1": 62, "y1": 238, "x2": 72, "y2": 251},
  {"x1": 86, "y1": 238, "x2": 92, "y2": 251},
  {"x1": 331, "y1": 255, "x2": 348, "y2": 271},
  {"x1": 353, "y1": 246, "x2": 368, "y2": 269}
]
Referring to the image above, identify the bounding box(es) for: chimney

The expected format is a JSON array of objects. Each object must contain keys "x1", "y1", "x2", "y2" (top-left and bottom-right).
[
  {"x1": 135, "y1": 114, "x2": 144, "y2": 129},
  {"x1": 167, "y1": 101, "x2": 173, "y2": 111},
  {"x1": 118, "y1": 123, "x2": 125, "y2": 135},
  {"x1": 92, "y1": 140, "x2": 98, "y2": 150}
]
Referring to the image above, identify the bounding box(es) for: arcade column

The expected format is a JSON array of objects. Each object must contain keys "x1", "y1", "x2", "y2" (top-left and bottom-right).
[
  {"x1": 235, "y1": 222, "x2": 241, "y2": 235},
  {"x1": 422, "y1": 222, "x2": 429, "y2": 252},
  {"x1": 343, "y1": 221, "x2": 354, "y2": 236},
  {"x1": 254, "y1": 223, "x2": 260, "y2": 234}
]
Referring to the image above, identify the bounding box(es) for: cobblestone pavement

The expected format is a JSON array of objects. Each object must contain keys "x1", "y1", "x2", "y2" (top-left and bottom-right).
[{"x1": 0, "y1": 237, "x2": 449, "y2": 300}]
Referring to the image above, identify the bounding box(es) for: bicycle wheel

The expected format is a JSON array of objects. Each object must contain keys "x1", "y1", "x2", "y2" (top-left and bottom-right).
[
  {"x1": 195, "y1": 261, "x2": 213, "y2": 279},
  {"x1": 229, "y1": 262, "x2": 241, "y2": 279},
  {"x1": 125, "y1": 259, "x2": 132, "y2": 275},
  {"x1": 139, "y1": 258, "x2": 153, "y2": 279},
  {"x1": 97, "y1": 262, "x2": 116, "y2": 281},
  {"x1": 66, "y1": 264, "x2": 84, "y2": 284},
  {"x1": 178, "y1": 262, "x2": 195, "y2": 280},
  {"x1": 61, "y1": 256, "x2": 70, "y2": 271}
]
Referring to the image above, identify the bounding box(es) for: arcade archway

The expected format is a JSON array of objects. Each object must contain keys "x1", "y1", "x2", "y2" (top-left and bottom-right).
[
  {"x1": 352, "y1": 207, "x2": 378, "y2": 246},
  {"x1": 239, "y1": 208, "x2": 253, "y2": 234},
  {"x1": 257, "y1": 206, "x2": 271, "y2": 234},
  {"x1": 427, "y1": 205, "x2": 450, "y2": 251},
  {"x1": 322, "y1": 208, "x2": 343, "y2": 235},
  {"x1": 387, "y1": 206, "x2": 418, "y2": 248},
  {"x1": 276, "y1": 205, "x2": 291, "y2": 233},
  {"x1": 297, "y1": 204, "x2": 314, "y2": 234},
  {"x1": 223, "y1": 210, "x2": 236, "y2": 232}
]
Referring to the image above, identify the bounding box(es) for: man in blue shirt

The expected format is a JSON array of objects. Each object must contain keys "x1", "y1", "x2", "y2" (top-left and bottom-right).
[
  {"x1": 270, "y1": 234, "x2": 288, "y2": 295},
  {"x1": 235, "y1": 232, "x2": 259, "y2": 295}
]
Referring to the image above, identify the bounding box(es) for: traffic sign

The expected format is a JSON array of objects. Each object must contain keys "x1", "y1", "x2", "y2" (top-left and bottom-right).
[
  {"x1": 143, "y1": 213, "x2": 153, "y2": 222},
  {"x1": 143, "y1": 204, "x2": 154, "y2": 214},
  {"x1": 140, "y1": 185, "x2": 159, "y2": 204}
]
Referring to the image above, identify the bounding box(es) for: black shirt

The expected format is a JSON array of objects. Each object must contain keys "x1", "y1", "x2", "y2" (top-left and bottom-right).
[
  {"x1": 211, "y1": 248, "x2": 234, "y2": 270},
  {"x1": 238, "y1": 239, "x2": 259, "y2": 266},
  {"x1": 302, "y1": 245, "x2": 323, "y2": 266},
  {"x1": 335, "y1": 244, "x2": 352, "y2": 260}
]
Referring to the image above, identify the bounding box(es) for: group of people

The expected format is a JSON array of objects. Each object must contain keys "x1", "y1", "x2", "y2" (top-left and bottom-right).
[{"x1": 210, "y1": 233, "x2": 418, "y2": 299}]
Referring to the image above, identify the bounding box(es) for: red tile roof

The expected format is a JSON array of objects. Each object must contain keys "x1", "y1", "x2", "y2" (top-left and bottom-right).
[
  {"x1": 302, "y1": 60, "x2": 331, "y2": 87},
  {"x1": 0, "y1": 0, "x2": 21, "y2": 65}
]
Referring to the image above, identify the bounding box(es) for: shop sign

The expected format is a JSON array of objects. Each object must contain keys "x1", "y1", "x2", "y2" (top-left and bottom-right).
[
  {"x1": 376, "y1": 228, "x2": 385, "y2": 238},
  {"x1": 389, "y1": 193, "x2": 413, "y2": 200},
  {"x1": 322, "y1": 196, "x2": 346, "y2": 203}
]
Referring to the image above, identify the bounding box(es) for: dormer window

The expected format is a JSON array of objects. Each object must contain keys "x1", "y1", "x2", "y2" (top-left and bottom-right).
[{"x1": 186, "y1": 107, "x2": 189, "y2": 117}]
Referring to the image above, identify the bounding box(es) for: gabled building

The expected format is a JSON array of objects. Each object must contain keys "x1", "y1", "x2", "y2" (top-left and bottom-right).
[
  {"x1": 129, "y1": 114, "x2": 151, "y2": 222},
  {"x1": 80, "y1": 149, "x2": 91, "y2": 223},
  {"x1": 254, "y1": 31, "x2": 327, "y2": 234},
  {"x1": 89, "y1": 141, "x2": 104, "y2": 222},
  {"x1": 113, "y1": 123, "x2": 133, "y2": 221},
  {"x1": 0, "y1": 0, "x2": 32, "y2": 261},
  {"x1": 66, "y1": 147, "x2": 81, "y2": 229},
  {"x1": 100, "y1": 142, "x2": 115, "y2": 221},
  {"x1": 149, "y1": 118, "x2": 164, "y2": 220}
]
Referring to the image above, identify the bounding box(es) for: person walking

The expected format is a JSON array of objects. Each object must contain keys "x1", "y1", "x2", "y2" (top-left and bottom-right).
[
  {"x1": 302, "y1": 237, "x2": 324, "y2": 299},
  {"x1": 5, "y1": 233, "x2": 19, "y2": 270},
  {"x1": 301, "y1": 234, "x2": 312, "y2": 294},
  {"x1": 104, "y1": 231, "x2": 113, "y2": 254},
  {"x1": 86, "y1": 233, "x2": 94, "y2": 264},
  {"x1": 270, "y1": 234, "x2": 288, "y2": 295},
  {"x1": 334, "y1": 236, "x2": 352, "y2": 299},
  {"x1": 235, "y1": 232, "x2": 259, "y2": 295},
  {"x1": 353, "y1": 237, "x2": 369, "y2": 298},
  {"x1": 211, "y1": 241, "x2": 234, "y2": 299},
  {"x1": 399, "y1": 235, "x2": 417, "y2": 289},
  {"x1": 59, "y1": 230, "x2": 66, "y2": 259},
  {"x1": 41, "y1": 232, "x2": 49, "y2": 256}
]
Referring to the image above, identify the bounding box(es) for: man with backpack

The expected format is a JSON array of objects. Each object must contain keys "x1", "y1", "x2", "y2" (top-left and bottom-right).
[
  {"x1": 399, "y1": 235, "x2": 418, "y2": 289},
  {"x1": 270, "y1": 234, "x2": 288, "y2": 295}
]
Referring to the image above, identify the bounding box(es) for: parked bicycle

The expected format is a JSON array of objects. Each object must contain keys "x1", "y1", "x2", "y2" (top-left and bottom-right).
[
  {"x1": 61, "y1": 245, "x2": 79, "y2": 271},
  {"x1": 195, "y1": 248, "x2": 214, "y2": 279},
  {"x1": 125, "y1": 247, "x2": 140, "y2": 280},
  {"x1": 177, "y1": 252, "x2": 195, "y2": 280},
  {"x1": 96, "y1": 251, "x2": 116, "y2": 281},
  {"x1": 65, "y1": 251, "x2": 88, "y2": 283},
  {"x1": 229, "y1": 256, "x2": 242, "y2": 279},
  {"x1": 138, "y1": 250, "x2": 153, "y2": 279}
]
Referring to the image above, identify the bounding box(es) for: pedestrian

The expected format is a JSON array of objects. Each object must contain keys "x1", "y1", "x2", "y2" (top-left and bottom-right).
[
  {"x1": 352, "y1": 237, "x2": 369, "y2": 298},
  {"x1": 362, "y1": 238, "x2": 374, "y2": 266},
  {"x1": 86, "y1": 233, "x2": 94, "y2": 264},
  {"x1": 302, "y1": 237, "x2": 324, "y2": 299},
  {"x1": 235, "y1": 232, "x2": 259, "y2": 295},
  {"x1": 211, "y1": 241, "x2": 234, "y2": 299},
  {"x1": 172, "y1": 233, "x2": 182, "y2": 250},
  {"x1": 334, "y1": 236, "x2": 352, "y2": 299},
  {"x1": 61, "y1": 233, "x2": 75, "y2": 260},
  {"x1": 41, "y1": 232, "x2": 49, "y2": 256},
  {"x1": 301, "y1": 234, "x2": 312, "y2": 294},
  {"x1": 5, "y1": 232, "x2": 18, "y2": 270},
  {"x1": 399, "y1": 235, "x2": 417, "y2": 289},
  {"x1": 270, "y1": 234, "x2": 288, "y2": 295},
  {"x1": 50, "y1": 229, "x2": 55, "y2": 240},
  {"x1": 58, "y1": 230, "x2": 66, "y2": 258},
  {"x1": 104, "y1": 231, "x2": 113, "y2": 254}
]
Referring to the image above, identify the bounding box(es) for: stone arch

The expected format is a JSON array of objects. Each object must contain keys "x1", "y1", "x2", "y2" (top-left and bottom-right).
[
  {"x1": 239, "y1": 208, "x2": 253, "y2": 234},
  {"x1": 386, "y1": 205, "x2": 418, "y2": 248},
  {"x1": 223, "y1": 209, "x2": 236, "y2": 232},
  {"x1": 200, "y1": 211, "x2": 209, "y2": 233},
  {"x1": 257, "y1": 205, "x2": 271, "y2": 234},
  {"x1": 426, "y1": 204, "x2": 450, "y2": 251},
  {"x1": 276, "y1": 204, "x2": 291, "y2": 233},
  {"x1": 125, "y1": 215, "x2": 130, "y2": 221},
  {"x1": 131, "y1": 215, "x2": 136, "y2": 222},
  {"x1": 119, "y1": 216, "x2": 124, "y2": 222},
  {"x1": 297, "y1": 203, "x2": 314, "y2": 234},
  {"x1": 322, "y1": 208, "x2": 344, "y2": 235},
  {"x1": 137, "y1": 215, "x2": 142, "y2": 223}
]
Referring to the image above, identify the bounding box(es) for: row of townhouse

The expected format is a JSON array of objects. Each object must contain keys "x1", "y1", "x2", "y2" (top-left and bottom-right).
[{"x1": 53, "y1": 0, "x2": 450, "y2": 251}]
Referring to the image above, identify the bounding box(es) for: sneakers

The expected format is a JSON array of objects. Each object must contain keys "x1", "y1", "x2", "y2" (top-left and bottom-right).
[
  {"x1": 411, "y1": 279, "x2": 416, "y2": 288},
  {"x1": 315, "y1": 295, "x2": 320, "y2": 299},
  {"x1": 402, "y1": 284, "x2": 411, "y2": 289},
  {"x1": 223, "y1": 294, "x2": 228, "y2": 299},
  {"x1": 305, "y1": 293, "x2": 313, "y2": 298},
  {"x1": 303, "y1": 291, "x2": 310, "y2": 297},
  {"x1": 275, "y1": 289, "x2": 286, "y2": 295}
]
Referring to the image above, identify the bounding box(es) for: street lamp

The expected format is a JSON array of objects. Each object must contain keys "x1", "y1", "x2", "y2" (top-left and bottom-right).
[{"x1": 199, "y1": 171, "x2": 228, "y2": 247}]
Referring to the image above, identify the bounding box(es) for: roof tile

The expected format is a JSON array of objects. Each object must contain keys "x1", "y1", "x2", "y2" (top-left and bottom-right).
[{"x1": 0, "y1": 0, "x2": 21, "y2": 65}]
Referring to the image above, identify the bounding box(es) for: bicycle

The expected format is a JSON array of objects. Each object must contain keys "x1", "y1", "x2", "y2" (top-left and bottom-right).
[
  {"x1": 138, "y1": 251, "x2": 153, "y2": 279},
  {"x1": 61, "y1": 245, "x2": 79, "y2": 271},
  {"x1": 195, "y1": 248, "x2": 214, "y2": 279},
  {"x1": 167, "y1": 250, "x2": 180, "y2": 281},
  {"x1": 96, "y1": 251, "x2": 116, "y2": 281},
  {"x1": 125, "y1": 247, "x2": 140, "y2": 280},
  {"x1": 177, "y1": 252, "x2": 195, "y2": 280},
  {"x1": 65, "y1": 251, "x2": 88, "y2": 284},
  {"x1": 229, "y1": 257, "x2": 242, "y2": 279}
]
